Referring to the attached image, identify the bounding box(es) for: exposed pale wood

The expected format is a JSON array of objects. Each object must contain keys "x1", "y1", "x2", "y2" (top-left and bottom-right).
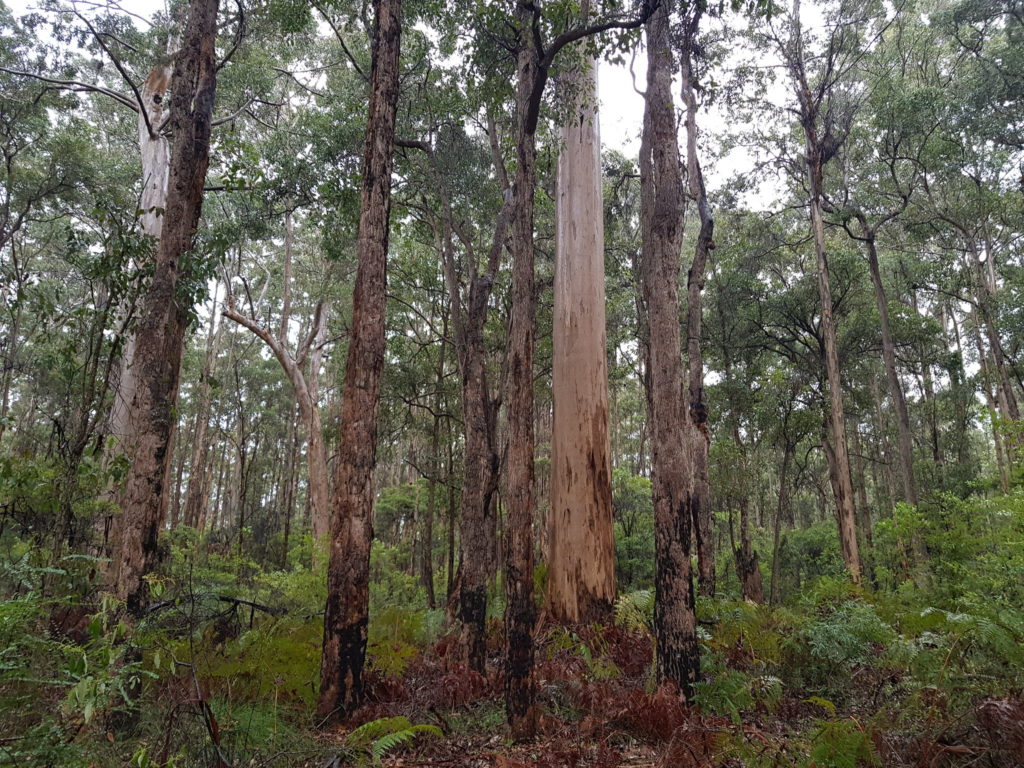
[
  {"x1": 548, "y1": 53, "x2": 616, "y2": 625},
  {"x1": 111, "y1": 0, "x2": 221, "y2": 615}
]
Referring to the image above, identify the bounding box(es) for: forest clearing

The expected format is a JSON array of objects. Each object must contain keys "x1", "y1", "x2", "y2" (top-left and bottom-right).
[{"x1": 1, "y1": 0, "x2": 1023, "y2": 765}]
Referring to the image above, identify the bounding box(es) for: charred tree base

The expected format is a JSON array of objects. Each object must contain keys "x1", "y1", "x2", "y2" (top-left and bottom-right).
[
  {"x1": 459, "y1": 584, "x2": 487, "y2": 674},
  {"x1": 316, "y1": 616, "x2": 368, "y2": 726}
]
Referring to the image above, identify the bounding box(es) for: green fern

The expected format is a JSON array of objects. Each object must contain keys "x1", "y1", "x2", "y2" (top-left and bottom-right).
[
  {"x1": 345, "y1": 716, "x2": 410, "y2": 749},
  {"x1": 808, "y1": 717, "x2": 880, "y2": 768},
  {"x1": 614, "y1": 589, "x2": 654, "y2": 634},
  {"x1": 344, "y1": 716, "x2": 442, "y2": 765},
  {"x1": 370, "y1": 724, "x2": 442, "y2": 764}
]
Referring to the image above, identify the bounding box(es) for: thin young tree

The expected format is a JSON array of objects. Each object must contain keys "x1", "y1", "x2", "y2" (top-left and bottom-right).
[{"x1": 680, "y1": 3, "x2": 715, "y2": 598}]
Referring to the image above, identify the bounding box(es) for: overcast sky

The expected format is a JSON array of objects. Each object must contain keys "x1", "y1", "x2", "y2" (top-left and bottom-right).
[{"x1": 4, "y1": 0, "x2": 788, "y2": 201}]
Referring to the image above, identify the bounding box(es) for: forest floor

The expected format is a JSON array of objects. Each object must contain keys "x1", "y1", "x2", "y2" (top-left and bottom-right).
[{"x1": 288, "y1": 621, "x2": 1022, "y2": 768}]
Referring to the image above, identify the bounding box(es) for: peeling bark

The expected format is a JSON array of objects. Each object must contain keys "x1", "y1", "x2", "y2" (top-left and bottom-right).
[
  {"x1": 549, "y1": 52, "x2": 616, "y2": 625},
  {"x1": 110, "y1": 0, "x2": 220, "y2": 616}
]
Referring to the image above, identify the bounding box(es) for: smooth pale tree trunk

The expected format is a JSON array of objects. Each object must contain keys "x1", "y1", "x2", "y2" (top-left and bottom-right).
[
  {"x1": 910, "y1": 288, "x2": 943, "y2": 475},
  {"x1": 972, "y1": 311, "x2": 1012, "y2": 491},
  {"x1": 107, "y1": 63, "x2": 173, "y2": 448},
  {"x1": 182, "y1": 282, "x2": 223, "y2": 527},
  {"x1": 769, "y1": 441, "x2": 794, "y2": 605},
  {"x1": 317, "y1": 0, "x2": 402, "y2": 724},
  {"x1": 785, "y1": 0, "x2": 861, "y2": 584},
  {"x1": 548, "y1": 53, "x2": 616, "y2": 625},
  {"x1": 504, "y1": 6, "x2": 540, "y2": 739},
  {"x1": 639, "y1": 3, "x2": 700, "y2": 699},
  {"x1": 99, "y1": 60, "x2": 174, "y2": 558},
  {"x1": 223, "y1": 302, "x2": 331, "y2": 542},
  {"x1": 972, "y1": 245, "x2": 1020, "y2": 422},
  {"x1": 681, "y1": 19, "x2": 715, "y2": 598},
  {"x1": 110, "y1": 0, "x2": 220, "y2": 616},
  {"x1": 861, "y1": 229, "x2": 918, "y2": 505}
]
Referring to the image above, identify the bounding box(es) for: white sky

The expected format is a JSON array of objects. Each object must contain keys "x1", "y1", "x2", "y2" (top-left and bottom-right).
[{"x1": 5, "y1": 0, "x2": 741, "y2": 182}]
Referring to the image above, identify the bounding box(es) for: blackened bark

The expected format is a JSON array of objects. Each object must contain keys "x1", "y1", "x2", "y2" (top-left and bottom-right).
[
  {"x1": 111, "y1": 0, "x2": 220, "y2": 616},
  {"x1": 735, "y1": 496, "x2": 764, "y2": 603},
  {"x1": 317, "y1": 0, "x2": 402, "y2": 725},
  {"x1": 504, "y1": 2, "x2": 539, "y2": 739},
  {"x1": 639, "y1": 3, "x2": 700, "y2": 700},
  {"x1": 438, "y1": 172, "x2": 507, "y2": 672}
]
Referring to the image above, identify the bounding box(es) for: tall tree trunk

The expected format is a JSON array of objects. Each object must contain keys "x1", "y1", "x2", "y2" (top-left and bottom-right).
[
  {"x1": 639, "y1": 3, "x2": 700, "y2": 699},
  {"x1": 851, "y1": 423, "x2": 874, "y2": 582},
  {"x1": 972, "y1": 245, "x2": 1020, "y2": 422},
  {"x1": 548, "y1": 50, "x2": 616, "y2": 625},
  {"x1": 182, "y1": 282, "x2": 223, "y2": 527},
  {"x1": 317, "y1": 0, "x2": 402, "y2": 724},
  {"x1": 106, "y1": 62, "x2": 174, "y2": 449},
  {"x1": 910, "y1": 287, "x2": 943, "y2": 477},
  {"x1": 437, "y1": 133, "x2": 509, "y2": 669},
  {"x1": 504, "y1": 3, "x2": 545, "y2": 737},
  {"x1": 280, "y1": 405, "x2": 301, "y2": 565},
  {"x1": 769, "y1": 441, "x2": 793, "y2": 605},
  {"x1": 223, "y1": 301, "x2": 331, "y2": 542},
  {"x1": 446, "y1": 426, "x2": 457, "y2": 600},
  {"x1": 786, "y1": 0, "x2": 861, "y2": 584},
  {"x1": 734, "y1": 495, "x2": 763, "y2": 603},
  {"x1": 110, "y1": 0, "x2": 220, "y2": 616},
  {"x1": 972, "y1": 311, "x2": 1012, "y2": 491},
  {"x1": 680, "y1": 13, "x2": 714, "y2": 598},
  {"x1": 861, "y1": 230, "x2": 917, "y2": 505},
  {"x1": 423, "y1": 412, "x2": 439, "y2": 609}
]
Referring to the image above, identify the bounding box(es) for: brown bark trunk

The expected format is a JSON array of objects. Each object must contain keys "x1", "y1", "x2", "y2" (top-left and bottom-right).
[
  {"x1": 110, "y1": 0, "x2": 220, "y2": 616},
  {"x1": 446, "y1": 427, "x2": 457, "y2": 600},
  {"x1": 316, "y1": 0, "x2": 402, "y2": 724},
  {"x1": 862, "y1": 232, "x2": 918, "y2": 505},
  {"x1": 735, "y1": 495, "x2": 763, "y2": 603},
  {"x1": 437, "y1": 134, "x2": 508, "y2": 670},
  {"x1": 504, "y1": 6, "x2": 540, "y2": 738},
  {"x1": 423, "y1": 412, "x2": 438, "y2": 609},
  {"x1": 639, "y1": 3, "x2": 700, "y2": 699},
  {"x1": 680, "y1": 18, "x2": 714, "y2": 598},
  {"x1": 851, "y1": 424, "x2": 874, "y2": 582},
  {"x1": 548, "y1": 52, "x2": 616, "y2": 625}
]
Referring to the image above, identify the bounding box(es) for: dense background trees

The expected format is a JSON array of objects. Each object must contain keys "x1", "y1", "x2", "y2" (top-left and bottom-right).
[{"x1": 1, "y1": 0, "x2": 1023, "y2": 765}]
